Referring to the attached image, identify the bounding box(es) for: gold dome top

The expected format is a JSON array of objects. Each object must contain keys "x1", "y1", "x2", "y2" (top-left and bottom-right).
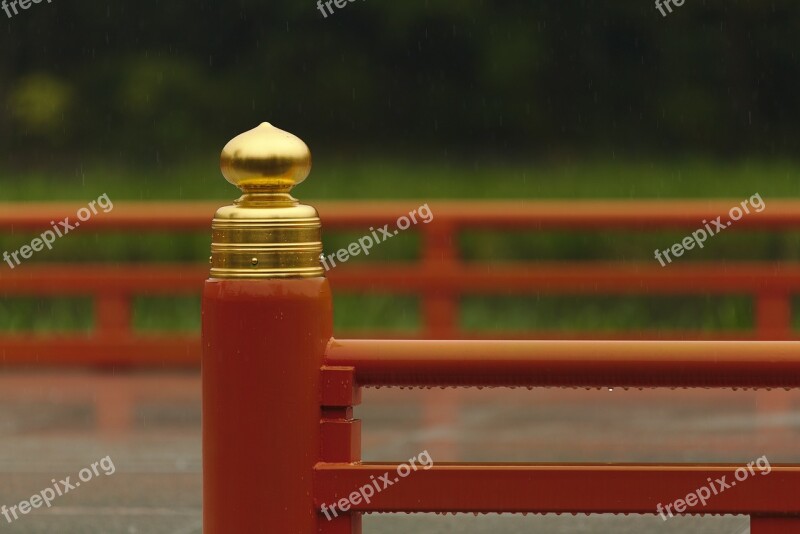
[
  {"x1": 210, "y1": 123, "x2": 323, "y2": 279},
  {"x1": 220, "y1": 122, "x2": 311, "y2": 194}
]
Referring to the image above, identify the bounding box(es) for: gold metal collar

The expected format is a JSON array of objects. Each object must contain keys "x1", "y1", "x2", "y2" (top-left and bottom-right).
[{"x1": 210, "y1": 123, "x2": 324, "y2": 279}]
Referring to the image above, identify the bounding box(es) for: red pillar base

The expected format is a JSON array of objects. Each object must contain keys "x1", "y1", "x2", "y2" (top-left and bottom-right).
[{"x1": 203, "y1": 278, "x2": 332, "y2": 533}]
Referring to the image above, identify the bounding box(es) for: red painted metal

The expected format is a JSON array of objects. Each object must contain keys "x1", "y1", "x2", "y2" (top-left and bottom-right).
[
  {"x1": 6, "y1": 261, "x2": 800, "y2": 297},
  {"x1": 330, "y1": 262, "x2": 800, "y2": 294},
  {"x1": 0, "y1": 334, "x2": 198, "y2": 366},
  {"x1": 2, "y1": 201, "x2": 800, "y2": 366},
  {"x1": 2, "y1": 261, "x2": 800, "y2": 365},
  {"x1": 319, "y1": 365, "x2": 363, "y2": 533},
  {"x1": 326, "y1": 339, "x2": 800, "y2": 389},
  {"x1": 314, "y1": 348, "x2": 800, "y2": 530},
  {"x1": 202, "y1": 278, "x2": 336, "y2": 533},
  {"x1": 313, "y1": 463, "x2": 800, "y2": 515},
  {"x1": 310, "y1": 344, "x2": 800, "y2": 530},
  {"x1": 3, "y1": 199, "x2": 800, "y2": 230},
  {"x1": 191, "y1": 202, "x2": 800, "y2": 530},
  {"x1": 0, "y1": 265, "x2": 203, "y2": 294}
]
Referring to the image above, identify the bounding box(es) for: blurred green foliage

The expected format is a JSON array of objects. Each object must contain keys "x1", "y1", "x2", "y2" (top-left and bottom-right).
[
  {"x1": 1, "y1": 1, "x2": 799, "y2": 161},
  {"x1": 0, "y1": 297, "x2": 92, "y2": 332},
  {"x1": 462, "y1": 296, "x2": 752, "y2": 333},
  {"x1": 2, "y1": 1, "x2": 800, "y2": 336},
  {"x1": 2, "y1": 157, "x2": 800, "y2": 201},
  {"x1": 7, "y1": 73, "x2": 72, "y2": 142},
  {"x1": 2, "y1": 158, "x2": 800, "y2": 335}
]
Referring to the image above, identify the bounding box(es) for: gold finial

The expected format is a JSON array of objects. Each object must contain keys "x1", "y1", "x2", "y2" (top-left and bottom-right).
[
  {"x1": 220, "y1": 122, "x2": 311, "y2": 195},
  {"x1": 209, "y1": 123, "x2": 324, "y2": 279}
]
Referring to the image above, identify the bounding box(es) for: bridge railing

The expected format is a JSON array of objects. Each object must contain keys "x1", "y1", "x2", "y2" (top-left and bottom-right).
[
  {"x1": 3, "y1": 199, "x2": 800, "y2": 367},
  {"x1": 200, "y1": 125, "x2": 800, "y2": 533},
  {"x1": 316, "y1": 340, "x2": 800, "y2": 533}
]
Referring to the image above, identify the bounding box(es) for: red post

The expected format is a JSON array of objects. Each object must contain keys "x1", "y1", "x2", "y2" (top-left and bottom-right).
[
  {"x1": 755, "y1": 292, "x2": 792, "y2": 340},
  {"x1": 202, "y1": 123, "x2": 337, "y2": 532},
  {"x1": 421, "y1": 221, "x2": 459, "y2": 338},
  {"x1": 203, "y1": 278, "x2": 331, "y2": 532},
  {"x1": 319, "y1": 365, "x2": 363, "y2": 533},
  {"x1": 95, "y1": 292, "x2": 131, "y2": 335}
]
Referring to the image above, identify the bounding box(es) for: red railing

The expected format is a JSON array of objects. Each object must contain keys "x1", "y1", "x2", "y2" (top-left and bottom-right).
[
  {"x1": 202, "y1": 308, "x2": 800, "y2": 533},
  {"x1": 2, "y1": 200, "x2": 800, "y2": 366},
  {"x1": 196, "y1": 200, "x2": 800, "y2": 533},
  {"x1": 320, "y1": 340, "x2": 800, "y2": 532}
]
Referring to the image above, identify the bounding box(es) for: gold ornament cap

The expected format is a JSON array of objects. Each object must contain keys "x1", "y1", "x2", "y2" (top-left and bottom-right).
[
  {"x1": 210, "y1": 123, "x2": 324, "y2": 279},
  {"x1": 220, "y1": 122, "x2": 311, "y2": 193}
]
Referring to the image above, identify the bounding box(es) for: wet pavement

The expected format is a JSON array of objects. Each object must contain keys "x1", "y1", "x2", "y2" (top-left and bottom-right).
[{"x1": 1, "y1": 371, "x2": 798, "y2": 533}]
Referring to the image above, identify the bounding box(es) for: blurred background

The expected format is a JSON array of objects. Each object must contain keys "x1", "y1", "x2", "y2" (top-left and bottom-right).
[
  {"x1": 1, "y1": 1, "x2": 800, "y2": 533},
  {"x1": 2, "y1": 1, "x2": 800, "y2": 333}
]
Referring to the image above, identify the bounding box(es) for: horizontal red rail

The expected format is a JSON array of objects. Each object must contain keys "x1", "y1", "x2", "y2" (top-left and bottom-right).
[
  {"x1": 0, "y1": 335, "x2": 199, "y2": 367},
  {"x1": 332, "y1": 263, "x2": 800, "y2": 294},
  {"x1": 0, "y1": 263, "x2": 799, "y2": 367},
  {"x1": 0, "y1": 200, "x2": 797, "y2": 230},
  {"x1": 2, "y1": 201, "x2": 800, "y2": 366},
  {"x1": 3, "y1": 262, "x2": 800, "y2": 294},
  {"x1": 0, "y1": 265, "x2": 204, "y2": 294},
  {"x1": 317, "y1": 340, "x2": 800, "y2": 527},
  {"x1": 0, "y1": 264, "x2": 203, "y2": 296},
  {"x1": 314, "y1": 462, "x2": 800, "y2": 515},
  {"x1": 325, "y1": 339, "x2": 800, "y2": 388}
]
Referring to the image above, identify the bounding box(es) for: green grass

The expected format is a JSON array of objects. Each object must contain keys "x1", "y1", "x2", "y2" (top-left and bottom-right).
[
  {"x1": 0, "y1": 293, "x2": 773, "y2": 336},
  {"x1": 1, "y1": 155, "x2": 800, "y2": 335},
  {"x1": 0, "y1": 298, "x2": 93, "y2": 333},
  {"x1": 132, "y1": 294, "x2": 419, "y2": 334},
  {"x1": 134, "y1": 296, "x2": 203, "y2": 333},
  {"x1": 462, "y1": 296, "x2": 752, "y2": 333},
  {"x1": 2, "y1": 155, "x2": 800, "y2": 201},
  {"x1": 332, "y1": 295, "x2": 419, "y2": 333}
]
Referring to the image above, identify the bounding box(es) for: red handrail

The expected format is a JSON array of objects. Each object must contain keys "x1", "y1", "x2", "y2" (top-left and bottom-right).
[
  {"x1": 325, "y1": 339, "x2": 800, "y2": 388},
  {"x1": 314, "y1": 462, "x2": 800, "y2": 516},
  {"x1": 311, "y1": 341, "x2": 800, "y2": 532},
  {"x1": 2, "y1": 200, "x2": 799, "y2": 367},
  {"x1": 3, "y1": 199, "x2": 800, "y2": 229},
  {"x1": 192, "y1": 127, "x2": 800, "y2": 532}
]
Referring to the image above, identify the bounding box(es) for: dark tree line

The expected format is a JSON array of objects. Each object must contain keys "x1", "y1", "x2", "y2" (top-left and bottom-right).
[{"x1": 1, "y1": 0, "x2": 798, "y2": 160}]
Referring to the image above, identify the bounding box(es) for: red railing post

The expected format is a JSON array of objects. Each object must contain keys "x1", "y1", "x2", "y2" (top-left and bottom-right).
[
  {"x1": 202, "y1": 123, "x2": 334, "y2": 533},
  {"x1": 755, "y1": 292, "x2": 792, "y2": 340},
  {"x1": 319, "y1": 365, "x2": 363, "y2": 532},
  {"x1": 421, "y1": 221, "x2": 459, "y2": 338},
  {"x1": 95, "y1": 292, "x2": 132, "y2": 336}
]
